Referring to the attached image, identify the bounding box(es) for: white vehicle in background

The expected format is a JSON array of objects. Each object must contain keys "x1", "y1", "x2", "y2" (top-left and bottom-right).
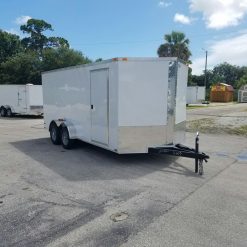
[
  {"x1": 42, "y1": 57, "x2": 209, "y2": 175},
  {"x1": 0, "y1": 84, "x2": 43, "y2": 117}
]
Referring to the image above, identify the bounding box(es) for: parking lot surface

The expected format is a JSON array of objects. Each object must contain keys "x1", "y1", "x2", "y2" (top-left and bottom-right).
[{"x1": 0, "y1": 106, "x2": 247, "y2": 247}]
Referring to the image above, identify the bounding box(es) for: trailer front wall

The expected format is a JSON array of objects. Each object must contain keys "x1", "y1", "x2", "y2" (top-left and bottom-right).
[
  {"x1": 117, "y1": 59, "x2": 188, "y2": 153},
  {"x1": 28, "y1": 85, "x2": 43, "y2": 106},
  {"x1": 174, "y1": 62, "x2": 188, "y2": 144},
  {"x1": 117, "y1": 60, "x2": 170, "y2": 153}
]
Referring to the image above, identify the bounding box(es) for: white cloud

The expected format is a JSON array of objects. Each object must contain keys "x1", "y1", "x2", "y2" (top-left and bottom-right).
[
  {"x1": 15, "y1": 15, "x2": 32, "y2": 25},
  {"x1": 158, "y1": 1, "x2": 171, "y2": 8},
  {"x1": 189, "y1": 0, "x2": 247, "y2": 29},
  {"x1": 174, "y1": 13, "x2": 192, "y2": 24},
  {"x1": 191, "y1": 31, "x2": 247, "y2": 75}
]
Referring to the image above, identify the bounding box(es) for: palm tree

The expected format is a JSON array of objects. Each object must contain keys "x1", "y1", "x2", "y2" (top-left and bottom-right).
[{"x1": 157, "y1": 31, "x2": 191, "y2": 64}]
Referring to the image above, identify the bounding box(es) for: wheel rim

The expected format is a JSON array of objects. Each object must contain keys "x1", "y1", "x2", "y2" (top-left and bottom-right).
[
  {"x1": 51, "y1": 128, "x2": 57, "y2": 141},
  {"x1": 7, "y1": 110, "x2": 11, "y2": 117},
  {"x1": 0, "y1": 109, "x2": 4, "y2": 116},
  {"x1": 62, "y1": 129, "x2": 69, "y2": 146}
]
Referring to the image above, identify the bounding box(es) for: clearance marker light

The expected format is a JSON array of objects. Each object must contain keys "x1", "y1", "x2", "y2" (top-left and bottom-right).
[{"x1": 112, "y1": 58, "x2": 128, "y2": 61}]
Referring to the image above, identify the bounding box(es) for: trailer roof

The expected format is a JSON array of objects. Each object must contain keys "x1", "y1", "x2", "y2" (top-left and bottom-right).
[{"x1": 41, "y1": 57, "x2": 185, "y2": 75}]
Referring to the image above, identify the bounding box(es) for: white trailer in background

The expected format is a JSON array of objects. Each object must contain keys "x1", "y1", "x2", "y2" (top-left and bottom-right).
[
  {"x1": 238, "y1": 85, "x2": 247, "y2": 103},
  {"x1": 42, "y1": 57, "x2": 209, "y2": 174},
  {"x1": 0, "y1": 84, "x2": 43, "y2": 117},
  {"x1": 186, "y1": 86, "x2": 205, "y2": 105}
]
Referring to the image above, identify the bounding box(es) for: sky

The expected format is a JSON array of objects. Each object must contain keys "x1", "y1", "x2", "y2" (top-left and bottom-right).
[{"x1": 0, "y1": 0, "x2": 247, "y2": 75}]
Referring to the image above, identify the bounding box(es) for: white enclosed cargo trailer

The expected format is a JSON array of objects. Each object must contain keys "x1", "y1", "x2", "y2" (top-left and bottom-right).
[
  {"x1": 186, "y1": 86, "x2": 205, "y2": 105},
  {"x1": 42, "y1": 57, "x2": 188, "y2": 153},
  {"x1": 42, "y1": 57, "x2": 210, "y2": 174},
  {"x1": 0, "y1": 84, "x2": 43, "y2": 117},
  {"x1": 238, "y1": 85, "x2": 247, "y2": 103}
]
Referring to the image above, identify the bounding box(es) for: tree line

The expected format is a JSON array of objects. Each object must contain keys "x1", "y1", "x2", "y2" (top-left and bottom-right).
[
  {"x1": 157, "y1": 31, "x2": 247, "y2": 89},
  {"x1": 0, "y1": 19, "x2": 92, "y2": 85},
  {"x1": 0, "y1": 21, "x2": 246, "y2": 89}
]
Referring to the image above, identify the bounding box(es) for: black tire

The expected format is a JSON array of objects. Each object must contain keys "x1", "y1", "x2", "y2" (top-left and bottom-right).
[
  {"x1": 0, "y1": 107, "x2": 6, "y2": 117},
  {"x1": 61, "y1": 127, "x2": 74, "y2": 149},
  {"x1": 50, "y1": 123, "x2": 61, "y2": 145},
  {"x1": 6, "y1": 108, "x2": 12, "y2": 117}
]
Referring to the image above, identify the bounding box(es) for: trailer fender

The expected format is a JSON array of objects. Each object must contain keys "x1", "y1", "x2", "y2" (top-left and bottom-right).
[
  {"x1": 4, "y1": 105, "x2": 14, "y2": 112},
  {"x1": 60, "y1": 122, "x2": 77, "y2": 139},
  {"x1": 50, "y1": 120, "x2": 77, "y2": 139},
  {"x1": 1, "y1": 105, "x2": 13, "y2": 111}
]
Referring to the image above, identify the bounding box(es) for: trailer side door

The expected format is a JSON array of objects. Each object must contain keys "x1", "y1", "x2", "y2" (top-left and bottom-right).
[
  {"x1": 18, "y1": 86, "x2": 27, "y2": 113},
  {"x1": 90, "y1": 69, "x2": 109, "y2": 145}
]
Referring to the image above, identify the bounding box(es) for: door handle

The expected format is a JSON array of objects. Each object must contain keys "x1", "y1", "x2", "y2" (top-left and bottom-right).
[{"x1": 91, "y1": 105, "x2": 94, "y2": 109}]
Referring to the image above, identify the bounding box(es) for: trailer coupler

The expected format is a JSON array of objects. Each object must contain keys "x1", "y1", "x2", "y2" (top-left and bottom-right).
[{"x1": 148, "y1": 133, "x2": 209, "y2": 175}]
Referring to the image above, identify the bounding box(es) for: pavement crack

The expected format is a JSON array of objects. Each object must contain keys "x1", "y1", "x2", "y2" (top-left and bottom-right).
[
  {"x1": 23, "y1": 177, "x2": 95, "y2": 209},
  {"x1": 29, "y1": 199, "x2": 80, "y2": 208}
]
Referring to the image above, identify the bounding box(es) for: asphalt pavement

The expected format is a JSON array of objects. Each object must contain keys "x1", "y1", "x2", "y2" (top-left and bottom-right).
[{"x1": 0, "y1": 108, "x2": 246, "y2": 247}]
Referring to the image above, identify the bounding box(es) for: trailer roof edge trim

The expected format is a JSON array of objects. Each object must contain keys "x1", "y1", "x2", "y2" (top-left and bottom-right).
[{"x1": 41, "y1": 57, "x2": 185, "y2": 75}]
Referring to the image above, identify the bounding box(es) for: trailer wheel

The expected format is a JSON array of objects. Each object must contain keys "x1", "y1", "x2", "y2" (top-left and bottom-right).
[
  {"x1": 0, "y1": 107, "x2": 6, "y2": 117},
  {"x1": 6, "y1": 108, "x2": 12, "y2": 117},
  {"x1": 61, "y1": 127, "x2": 74, "y2": 149},
  {"x1": 50, "y1": 123, "x2": 61, "y2": 145}
]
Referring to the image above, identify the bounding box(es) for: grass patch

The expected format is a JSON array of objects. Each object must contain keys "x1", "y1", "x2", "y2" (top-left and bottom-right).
[
  {"x1": 229, "y1": 125, "x2": 247, "y2": 136},
  {"x1": 186, "y1": 105, "x2": 208, "y2": 109},
  {"x1": 187, "y1": 119, "x2": 247, "y2": 136},
  {"x1": 187, "y1": 118, "x2": 215, "y2": 133}
]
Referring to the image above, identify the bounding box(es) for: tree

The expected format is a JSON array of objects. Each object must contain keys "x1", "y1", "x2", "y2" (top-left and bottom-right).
[
  {"x1": 157, "y1": 31, "x2": 191, "y2": 64},
  {"x1": 41, "y1": 47, "x2": 91, "y2": 72},
  {"x1": 212, "y1": 63, "x2": 244, "y2": 87},
  {"x1": 95, "y1": 58, "x2": 103, "y2": 62},
  {"x1": 0, "y1": 52, "x2": 42, "y2": 84},
  {"x1": 0, "y1": 30, "x2": 23, "y2": 63},
  {"x1": 46, "y1": 37, "x2": 69, "y2": 48},
  {"x1": 20, "y1": 19, "x2": 69, "y2": 54},
  {"x1": 0, "y1": 18, "x2": 92, "y2": 85},
  {"x1": 190, "y1": 63, "x2": 247, "y2": 89},
  {"x1": 189, "y1": 74, "x2": 205, "y2": 87},
  {"x1": 236, "y1": 74, "x2": 247, "y2": 89}
]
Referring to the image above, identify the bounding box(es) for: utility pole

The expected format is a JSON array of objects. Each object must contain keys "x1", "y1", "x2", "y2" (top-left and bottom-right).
[
  {"x1": 202, "y1": 49, "x2": 208, "y2": 101},
  {"x1": 204, "y1": 50, "x2": 208, "y2": 89}
]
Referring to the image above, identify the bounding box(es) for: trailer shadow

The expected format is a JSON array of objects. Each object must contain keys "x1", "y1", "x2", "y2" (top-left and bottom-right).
[{"x1": 11, "y1": 137, "x2": 199, "y2": 181}]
